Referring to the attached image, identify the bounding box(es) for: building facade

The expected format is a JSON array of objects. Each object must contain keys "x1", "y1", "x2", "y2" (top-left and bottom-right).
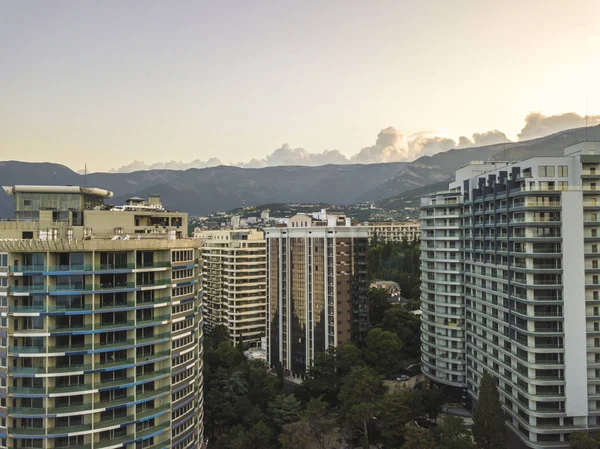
[
  {"x1": 420, "y1": 143, "x2": 600, "y2": 448},
  {"x1": 195, "y1": 229, "x2": 267, "y2": 345},
  {"x1": 265, "y1": 213, "x2": 369, "y2": 376},
  {"x1": 367, "y1": 220, "x2": 421, "y2": 243},
  {"x1": 0, "y1": 186, "x2": 205, "y2": 449}
]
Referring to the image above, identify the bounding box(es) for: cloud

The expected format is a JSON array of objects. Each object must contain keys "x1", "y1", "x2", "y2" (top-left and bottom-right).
[
  {"x1": 107, "y1": 111, "x2": 595, "y2": 172},
  {"x1": 459, "y1": 130, "x2": 508, "y2": 147},
  {"x1": 109, "y1": 158, "x2": 223, "y2": 173},
  {"x1": 351, "y1": 127, "x2": 411, "y2": 163},
  {"x1": 518, "y1": 112, "x2": 600, "y2": 141},
  {"x1": 408, "y1": 134, "x2": 456, "y2": 158}
]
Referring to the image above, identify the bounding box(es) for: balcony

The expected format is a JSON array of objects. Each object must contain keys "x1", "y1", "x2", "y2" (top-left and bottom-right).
[
  {"x1": 48, "y1": 284, "x2": 93, "y2": 293},
  {"x1": 48, "y1": 383, "x2": 93, "y2": 393},
  {"x1": 94, "y1": 282, "x2": 135, "y2": 291},
  {"x1": 96, "y1": 433, "x2": 134, "y2": 449},
  {"x1": 137, "y1": 315, "x2": 170, "y2": 325},
  {"x1": 47, "y1": 264, "x2": 93, "y2": 273},
  {"x1": 10, "y1": 345, "x2": 46, "y2": 354},
  {"x1": 10, "y1": 265, "x2": 45, "y2": 273},
  {"x1": 97, "y1": 320, "x2": 135, "y2": 330},
  {"x1": 10, "y1": 285, "x2": 46, "y2": 293},
  {"x1": 137, "y1": 261, "x2": 171, "y2": 269},
  {"x1": 96, "y1": 263, "x2": 135, "y2": 271}
]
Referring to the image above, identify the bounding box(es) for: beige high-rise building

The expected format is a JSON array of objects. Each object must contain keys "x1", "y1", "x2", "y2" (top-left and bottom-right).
[
  {"x1": 0, "y1": 185, "x2": 206, "y2": 449},
  {"x1": 195, "y1": 229, "x2": 267, "y2": 345},
  {"x1": 265, "y1": 213, "x2": 369, "y2": 376}
]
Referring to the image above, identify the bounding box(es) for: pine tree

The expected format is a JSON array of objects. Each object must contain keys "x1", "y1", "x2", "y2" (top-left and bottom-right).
[{"x1": 472, "y1": 373, "x2": 506, "y2": 449}]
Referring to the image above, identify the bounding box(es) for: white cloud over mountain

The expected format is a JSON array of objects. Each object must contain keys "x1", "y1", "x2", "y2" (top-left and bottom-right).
[{"x1": 108, "y1": 111, "x2": 596, "y2": 173}]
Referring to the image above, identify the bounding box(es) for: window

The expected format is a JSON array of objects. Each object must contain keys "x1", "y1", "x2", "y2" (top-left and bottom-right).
[
  {"x1": 558, "y1": 181, "x2": 569, "y2": 190},
  {"x1": 558, "y1": 166, "x2": 568, "y2": 177},
  {"x1": 539, "y1": 165, "x2": 555, "y2": 177}
]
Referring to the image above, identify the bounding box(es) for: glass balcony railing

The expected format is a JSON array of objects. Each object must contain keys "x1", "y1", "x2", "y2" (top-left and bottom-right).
[
  {"x1": 136, "y1": 296, "x2": 170, "y2": 306},
  {"x1": 137, "y1": 261, "x2": 171, "y2": 269},
  {"x1": 96, "y1": 263, "x2": 135, "y2": 271},
  {"x1": 10, "y1": 265, "x2": 45, "y2": 273},
  {"x1": 96, "y1": 301, "x2": 135, "y2": 310},
  {"x1": 138, "y1": 279, "x2": 171, "y2": 287},
  {"x1": 10, "y1": 345, "x2": 46, "y2": 354},
  {"x1": 48, "y1": 284, "x2": 93, "y2": 292},
  {"x1": 49, "y1": 323, "x2": 93, "y2": 332},
  {"x1": 137, "y1": 332, "x2": 170, "y2": 344},
  {"x1": 48, "y1": 343, "x2": 93, "y2": 353},
  {"x1": 137, "y1": 315, "x2": 170, "y2": 325},
  {"x1": 10, "y1": 285, "x2": 46, "y2": 293},
  {"x1": 48, "y1": 383, "x2": 93, "y2": 393},
  {"x1": 10, "y1": 305, "x2": 45, "y2": 313},
  {"x1": 94, "y1": 282, "x2": 135, "y2": 291},
  {"x1": 47, "y1": 264, "x2": 93, "y2": 272},
  {"x1": 96, "y1": 357, "x2": 134, "y2": 369},
  {"x1": 96, "y1": 433, "x2": 134, "y2": 449},
  {"x1": 97, "y1": 338, "x2": 134, "y2": 349},
  {"x1": 97, "y1": 320, "x2": 135, "y2": 330}
]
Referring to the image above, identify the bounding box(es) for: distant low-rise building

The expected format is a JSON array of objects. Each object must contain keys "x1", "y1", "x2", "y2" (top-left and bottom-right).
[{"x1": 367, "y1": 220, "x2": 420, "y2": 243}]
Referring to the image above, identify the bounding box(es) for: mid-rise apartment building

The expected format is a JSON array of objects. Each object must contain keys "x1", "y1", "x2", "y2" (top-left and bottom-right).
[
  {"x1": 420, "y1": 142, "x2": 600, "y2": 448},
  {"x1": 0, "y1": 185, "x2": 206, "y2": 449},
  {"x1": 195, "y1": 229, "x2": 267, "y2": 345},
  {"x1": 367, "y1": 220, "x2": 421, "y2": 243},
  {"x1": 265, "y1": 213, "x2": 369, "y2": 376}
]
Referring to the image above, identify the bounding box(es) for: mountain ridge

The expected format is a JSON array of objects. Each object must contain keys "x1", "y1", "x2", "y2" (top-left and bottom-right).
[{"x1": 0, "y1": 125, "x2": 598, "y2": 217}]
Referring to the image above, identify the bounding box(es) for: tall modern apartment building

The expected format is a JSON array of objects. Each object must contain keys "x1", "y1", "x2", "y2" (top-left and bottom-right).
[
  {"x1": 265, "y1": 213, "x2": 369, "y2": 376},
  {"x1": 420, "y1": 142, "x2": 600, "y2": 448},
  {"x1": 0, "y1": 186, "x2": 205, "y2": 449},
  {"x1": 195, "y1": 229, "x2": 267, "y2": 345}
]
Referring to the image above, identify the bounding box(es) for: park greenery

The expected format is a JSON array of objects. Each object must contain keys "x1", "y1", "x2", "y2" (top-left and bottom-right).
[{"x1": 204, "y1": 323, "x2": 483, "y2": 449}]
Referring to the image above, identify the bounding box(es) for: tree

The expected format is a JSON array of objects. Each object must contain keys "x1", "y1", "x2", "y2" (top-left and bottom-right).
[
  {"x1": 365, "y1": 328, "x2": 403, "y2": 376},
  {"x1": 338, "y1": 366, "x2": 386, "y2": 449},
  {"x1": 571, "y1": 431, "x2": 600, "y2": 449},
  {"x1": 472, "y1": 373, "x2": 505, "y2": 449},
  {"x1": 436, "y1": 415, "x2": 476, "y2": 449},
  {"x1": 368, "y1": 288, "x2": 392, "y2": 327},
  {"x1": 376, "y1": 389, "x2": 413, "y2": 447},
  {"x1": 300, "y1": 348, "x2": 343, "y2": 405},
  {"x1": 402, "y1": 425, "x2": 435, "y2": 449},
  {"x1": 269, "y1": 394, "x2": 301, "y2": 429},
  {"x1": 381, "y1": 305, "x2": 421, "y2": 360},
  {"x1": 280, "y1": 397, "x2": 342, "y2": 449}
]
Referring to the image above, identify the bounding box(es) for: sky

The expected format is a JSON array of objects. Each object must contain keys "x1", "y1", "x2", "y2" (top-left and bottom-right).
[{"x1": 1, "y1": 0, "x2": 599, "y2": 173}]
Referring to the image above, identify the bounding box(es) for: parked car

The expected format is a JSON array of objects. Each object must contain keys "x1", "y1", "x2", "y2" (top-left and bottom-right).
[{"x1": 396, "y1": 375, "x2": 410, "y2": 381}]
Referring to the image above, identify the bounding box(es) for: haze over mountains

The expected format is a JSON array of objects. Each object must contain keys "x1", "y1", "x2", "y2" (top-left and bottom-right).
[{"x1": 1, "y1": 125, "x2": 599, "y2": 218}]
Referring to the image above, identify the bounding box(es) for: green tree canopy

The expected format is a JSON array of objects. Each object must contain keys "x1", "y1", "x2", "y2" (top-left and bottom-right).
[
  {"x1": 570, "y1": 431, "x2": 600, "y2": 449},
  {"x1": 436, "y1": 415, "x2": 476, "y2": 449},
  {"x1": 472, "y1": 373, "x2": 505, "y2": 449},
  {"x1": 338, "y1": 366, "x2": 386, "y2": 449},
  {"x1": 365, "y1": 328, "x2": 403, "y2": 377},
  {"x1": 402, "y1": 425, "x2": 435, "y2": 449},
  {"x1": 368, "y1": 288, "x2": 392, "y2": 327}
]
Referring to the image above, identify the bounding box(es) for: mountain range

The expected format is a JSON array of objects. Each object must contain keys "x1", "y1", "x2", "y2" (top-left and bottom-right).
[{"x1": 1, "y1": 125, "x2": 599, "y2": 218}]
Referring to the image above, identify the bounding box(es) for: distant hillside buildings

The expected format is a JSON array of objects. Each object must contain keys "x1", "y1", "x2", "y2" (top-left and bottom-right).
[{"x1": 367, "y1": 220, "x2": 420, "y2": 243}]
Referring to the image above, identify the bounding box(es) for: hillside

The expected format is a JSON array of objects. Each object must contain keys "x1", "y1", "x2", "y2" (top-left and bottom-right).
[{"x1": 0, "y1": 125, "x2": 598, "y2": 217}]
